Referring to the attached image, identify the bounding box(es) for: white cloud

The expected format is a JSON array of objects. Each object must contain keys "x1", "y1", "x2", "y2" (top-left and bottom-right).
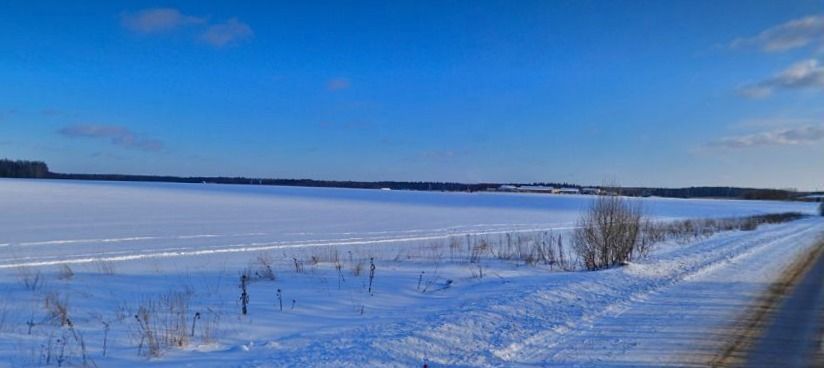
[
  {"x1": 122, "y1": 8, "x2": 252, "y2": 48},
  {"x1": 731, "y1": 15, "x2": 824, "y2": 52},
  {"x1": 739, "y1": 59, "x2": 824, "y2": 98},
  {"x1": 708, "y1": 125, "x2": 824, "y2": 149},
  {"x1": 200, "y1": 18, "x2": 253, "y2": 47},
  {"x1": 121, "y1": 8, "x2": 205, "y2": 34}
]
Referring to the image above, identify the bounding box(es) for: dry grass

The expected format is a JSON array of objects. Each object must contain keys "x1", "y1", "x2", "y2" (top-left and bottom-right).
[
  {"x1": 44, "y1": 292, "x2": 70, "y2": 326},
  {"x1": 94, "y1": 260, "x2": 116, "y2": 275},
  {"x1": 133, "y1": 290, "x2": 193, "y2": 358}
]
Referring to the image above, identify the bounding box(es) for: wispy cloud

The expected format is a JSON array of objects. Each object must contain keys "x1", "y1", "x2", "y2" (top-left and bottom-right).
[
  {"x1": 731, "y1": 15, "x2": 824, "y2": 53},
  {"x1": 200, "y1": 18, "x2": 253, "y2": 47},
  {"x1": 707, "y1": 125, "x2": 824, "y2": 149},
  {"x1": 59, "y1": 124, "x2": 164, "y2": 152},
  {"x1": 121, "y1": 8, "x2": 252, "y2": 48},
  {"x1": 327, "y1": 78, "x2": 351, "y2": 91},
  {"x1": 739, "y1": 59, "x2": 824, "y2": 98},
  {"x1": 121, "y1": 8, "x2": 205, "y2": 34}
]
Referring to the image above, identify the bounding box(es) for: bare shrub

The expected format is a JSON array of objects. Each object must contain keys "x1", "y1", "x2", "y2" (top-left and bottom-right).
[
  {"x1": 134, "y1": 290, "x2": 192, "y2": 357},
  {"x1": 419, "y1": 242, "x2": 445, "y2": 261},
  {"x1": 292, "y1": 258, "x2": 304, "y2": 273},
  {"x1": 44, "y1": 292, "x2": 70, "y2": 326},
  {"x1": 17, "y1": 267, "x2": 43, "y2": 291},
  {"x1": 198, "y1": 308, "x2": 221, "y2": 344},
  {"x1": 640, "y1": 219, "x2": 666, "y2": 248},
  {"x1": 351, "y1": 259, "x2": 364, "y2": 276},
  {"x1": 309, "y1": 247, "x2": 340, "y2": 264},
  {"x1": 57, "y1": 264, "x2": 74, "y2": 281},
  {"x1": 740, "y1": 217, "x2": 758, "y2": 231},
  {"x1": 254, "y1": 254, "x2": 276, "y2": 281},
  {"x1": 469, "y1": 239, "x2": 490, "y2": 263},
  {"x1": 573, "y1": 194, "x2": 643, "y2": 270},
  {"x1": 449, "y1": 237, "x2": 461, "y2": 261},
  {"x1": 95, "y1": 260, "x2": 116, "y2": 275},
  {"x1": 638, "y1": 212, "x2": 804, "y2": 249},
  {"x1": 134, "y1": 307, "x2": 160, "y2": 358}
]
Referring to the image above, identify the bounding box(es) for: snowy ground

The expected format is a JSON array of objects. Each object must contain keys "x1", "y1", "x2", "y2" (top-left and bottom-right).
[{"x1": 0, "y1": 179, "x2": 819, "y2": 367}]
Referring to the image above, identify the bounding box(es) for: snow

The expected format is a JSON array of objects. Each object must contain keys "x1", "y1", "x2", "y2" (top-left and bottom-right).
[{"x1": 0, "y1": 178, "x2": 819, "y2": 367}]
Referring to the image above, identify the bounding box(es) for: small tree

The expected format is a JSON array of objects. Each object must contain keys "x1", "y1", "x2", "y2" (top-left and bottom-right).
[{"x1": 573, "y1": 193, "x2": 643, "y2": 270}]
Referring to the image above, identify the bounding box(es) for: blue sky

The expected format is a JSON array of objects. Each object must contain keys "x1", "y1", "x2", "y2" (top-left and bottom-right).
[{"x1": 1, "y1": 1, "x2": 822, "y2": 189}]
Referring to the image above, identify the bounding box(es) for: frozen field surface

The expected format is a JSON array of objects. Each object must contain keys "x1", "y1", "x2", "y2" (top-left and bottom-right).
[
  {"x1": 0, "y1": 179, "x2": 812, "y2": 268},
  {"x1": 0, "y1": 179, "x2": 820, "y2": 367}
]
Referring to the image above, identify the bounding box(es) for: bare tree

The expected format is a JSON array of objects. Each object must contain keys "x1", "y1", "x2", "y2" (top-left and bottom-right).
[{"x1": 573, "y1": 193, "x2": 643, "y2": 270}]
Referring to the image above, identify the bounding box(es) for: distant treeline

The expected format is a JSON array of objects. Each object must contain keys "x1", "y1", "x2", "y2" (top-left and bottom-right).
[
  {"x1": 0, "y1": 158, "x2": 806, "y2": 201},
  {"x1": 49, "y1": 172, "x2": 503, "y2": 192},
  {"x1": 0, "y1": 159, "x2": 50, "y2": 178},
  {"x1": 620, "y1": 187, "x2": 798, "y2": 201}
]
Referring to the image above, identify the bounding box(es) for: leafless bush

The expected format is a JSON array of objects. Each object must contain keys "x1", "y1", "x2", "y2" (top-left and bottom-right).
[
  {"x1": 309, "y1": 247, "x2": 340, "y2": 264},
  {"x1": 419, "y1": 242, "x2": 445, "y2": 261},
  {"x1": 95, "y1": 260, "x2": 116, "y2": 275},
  {"x1": 57, "y1": 264, "x2": 74, "y2": 281},
  {"x1": 638, "y1": 212, "x2": 805, "y2": 248},
  {"x1": 449, "y1": 237, "x2": 461, "y2": 261},
  {"x1": 640, "y1": 219, "x2": 666, "y2": 248},
  {"x1": 469, "y1": 239, "x2": 490, "y2": 263},
  {"x1": 739, "y1": 217, "x2": 758, "y2": 231},
  {"x1": 198, "y1": 308, "x2": 221, "y2": 344},
  {"x1": 17, "y1": 267, "x2": 44, "y2": 291},
  {"x1": 254, "y1": 254, "x2": 276, "y2": 281},
  {"x1": 44, "y1": 292, "x2": 70, "y2": 327},
  {"x1": 573, "y1": 194, "x2": 643, "y2": 270},
  {"x1": 292, "y1": 258, "x2": 304, "y2": 273},
  {"x1": 133, "y1": 290, "x2": 192, "y2": 358},
  {"x1": 351, "y1": 259, "x2": 364, "y2": 276}
]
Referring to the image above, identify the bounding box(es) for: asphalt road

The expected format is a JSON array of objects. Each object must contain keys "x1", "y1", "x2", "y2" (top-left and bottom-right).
[{"x1": 743, "y1": 240, "x2": 824, "y2": 367}]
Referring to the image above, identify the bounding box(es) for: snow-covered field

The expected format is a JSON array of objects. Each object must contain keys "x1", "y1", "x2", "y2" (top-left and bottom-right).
[{"x1": 0, "y1": 179, "x2": 820, "y2": 367}]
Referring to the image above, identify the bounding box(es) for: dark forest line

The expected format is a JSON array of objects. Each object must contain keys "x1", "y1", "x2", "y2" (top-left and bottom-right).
[{"x1": 0, "y1": 158, "x2": 812, "y2": 201}]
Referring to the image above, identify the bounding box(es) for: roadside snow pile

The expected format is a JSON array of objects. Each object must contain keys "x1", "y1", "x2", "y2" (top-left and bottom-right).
[{"x1": 263, "y1": 218, "x2": 823, "y2": 367}]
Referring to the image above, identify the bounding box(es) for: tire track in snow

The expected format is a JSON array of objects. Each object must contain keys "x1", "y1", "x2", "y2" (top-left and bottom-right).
[
  {"x1": 261, "y1": 219, "x2": 821, "y2": 367},
  {"x1": 503, "y1": 220, "x2": 823, "y2": 364},
  {"x1": 4, "y1": 232, "x2": 268, "y2": 248},
  {"x1": 0, "y1": 226, "x2": 574, "y2": 269},
  {"x1": 2, "y1": 222, "x2": 571, "y2": 248}
]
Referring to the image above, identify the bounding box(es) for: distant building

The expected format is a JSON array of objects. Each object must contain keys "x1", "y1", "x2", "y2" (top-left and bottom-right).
[
  {"x1": 580, "y1": 188, "x2": 601, "y2": 195},
  {"x1": 553, "y1": 187, "x2": 580, "y2": 195},
  {"x1": 497, "y1": 185, "x2": 586, "y2": 195},
  {"x1": 498, "y1": 185, "x2": 557, "y2": 193},
  {"x1": 516, "y1": 185, "x2": 557, "y2": 193}
]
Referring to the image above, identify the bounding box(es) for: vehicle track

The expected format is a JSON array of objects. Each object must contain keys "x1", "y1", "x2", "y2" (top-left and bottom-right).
[{"x1": 711, "y1": 236, "x2": 824, "y2": 367}]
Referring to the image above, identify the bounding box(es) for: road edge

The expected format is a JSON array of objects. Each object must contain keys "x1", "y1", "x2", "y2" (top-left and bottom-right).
[{"x1": 708, "y1": 234, "x2": 824, "y2": 367}]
